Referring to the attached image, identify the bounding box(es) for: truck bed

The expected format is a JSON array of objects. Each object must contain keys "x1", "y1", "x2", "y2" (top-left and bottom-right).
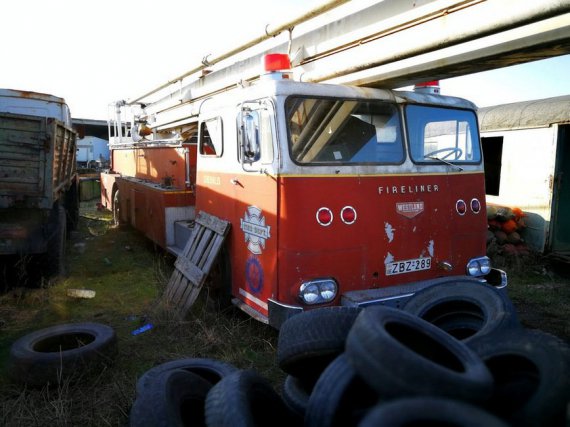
[{"x1": 0, "y1": 112, "x2": 76, "y2": 209}]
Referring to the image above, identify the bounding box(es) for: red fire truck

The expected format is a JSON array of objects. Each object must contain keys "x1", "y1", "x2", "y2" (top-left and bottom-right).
[{"x1": 100, "y1": 50, "x2": 506, "y2": 327}]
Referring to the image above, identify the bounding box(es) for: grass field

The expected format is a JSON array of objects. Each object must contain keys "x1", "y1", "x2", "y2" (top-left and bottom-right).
[{"x1": 0, "y1": 202, "x2": 568, "y2": 425}]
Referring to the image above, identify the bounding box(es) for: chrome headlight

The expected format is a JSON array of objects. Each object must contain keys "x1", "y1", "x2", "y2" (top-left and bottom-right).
[
  {"x1": 466, "y1": 256, "x2": 492, "y2": 276},
  {"x1": 299, "y1": 279, "x2": 338, "y2": 305}
]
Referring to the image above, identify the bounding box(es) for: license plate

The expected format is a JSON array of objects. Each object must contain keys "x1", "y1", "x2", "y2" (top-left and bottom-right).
[{"x1": 386, "y1": 257, "x2": 431, "y2": 276}]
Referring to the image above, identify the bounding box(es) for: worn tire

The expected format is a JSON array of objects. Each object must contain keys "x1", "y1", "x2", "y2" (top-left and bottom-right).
[
  {"x1": 282, "y1": 375, "x2": 313, "y2": 418},
  {"x1": 304, "y1": 354, "x2": 378, "y2": 427},
  {"x1": 130, "y1": 369, "x2": 212, "y2": 427},
  {"x1": 205, "y1": 370, "x2": 299, "y2": 427},
  {"x1": 468, "y1": 329, "x2": 570, "y2": 427},
  {"x1": 403, "y1": 280, "x2": 519, "y2": 341},
  {"x1": 136, "y1": 357, "x2": 238, "y2": 398},
  {"x1": 359, "y1": 397, "x2": 509, "y2": 427},
  {"x1": 345, "y1": 306, "x2": 493, "y2": 402},
  {"x1": 8, "y1": 322, "x2": 117, "y2": 387},
  {"x1": 277, "y1": 306, "x2": 361, "y2": 381}
]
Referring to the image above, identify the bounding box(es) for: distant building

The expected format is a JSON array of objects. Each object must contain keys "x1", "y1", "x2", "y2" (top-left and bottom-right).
[
  {"x1": 72, "y1": 118, "x2": 109, "y2": 169},
  {"x1": 479, "y1": 95, "x2": 570, "y2": 258}
]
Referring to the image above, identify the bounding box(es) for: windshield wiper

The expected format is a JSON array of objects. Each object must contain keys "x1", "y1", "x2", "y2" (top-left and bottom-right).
[{"x1": 425, "y1": 155, "x2": 464, "y2": 172}]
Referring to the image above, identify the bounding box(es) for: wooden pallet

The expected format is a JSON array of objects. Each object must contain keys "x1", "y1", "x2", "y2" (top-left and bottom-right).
[{"x1": 164, "y1": 211, "x2": 231, "y2": 316}]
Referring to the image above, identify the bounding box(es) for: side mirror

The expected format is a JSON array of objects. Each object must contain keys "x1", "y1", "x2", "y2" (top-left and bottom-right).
[{"x1": 242, "y1": 111, "x2": 260, "y2": 163}]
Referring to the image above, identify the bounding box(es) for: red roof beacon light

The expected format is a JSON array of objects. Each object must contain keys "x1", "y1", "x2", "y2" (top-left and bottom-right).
[
  {"x1": 414, "y1": 81, "x2": 440, "y2": 95},
  {"x1": 262, "y1": 53, "x2": 292, "y2": 80}
]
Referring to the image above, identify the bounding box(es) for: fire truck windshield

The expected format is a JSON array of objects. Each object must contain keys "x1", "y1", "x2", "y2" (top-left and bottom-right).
[
  {"x1": 406, "y1": 105, "x2": 481, "y2": 164},
  {"x1": 286, "y1": 97, "x2": 404, "y2": 164}
]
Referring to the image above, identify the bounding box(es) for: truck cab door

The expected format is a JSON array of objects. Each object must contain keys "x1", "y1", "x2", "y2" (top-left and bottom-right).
[{"x1": 231, "y1": 100, "x2": 279, "y2": 319}]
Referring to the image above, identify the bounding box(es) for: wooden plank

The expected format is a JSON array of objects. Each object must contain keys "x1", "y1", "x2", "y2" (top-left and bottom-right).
[
  {"x1": 164, "y1": 211, "x2": 231, "y2": 316},
  {"x1": 196, "y1": 211, "x2": 231, "y2": 236}
]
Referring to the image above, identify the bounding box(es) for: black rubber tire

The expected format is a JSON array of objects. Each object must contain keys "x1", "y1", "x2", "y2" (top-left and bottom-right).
[
  {"x1": 402, "y1": 280, "x2": 519, "y2": 342},
  {"x1": 130, "y1": 369, "x2": 212, "y2": 427},
  {"x1": 282, "y1": 375, "x2": 313, "y2": 418},
  {"x1": 205, "y1": 369, "x2": 299, "y2": 427},
  {"x1": 359, "y1": 397, "x2": 509, "y2": 427},
  {"x1": 46, "y1": 204, "x2": 67, "y2": 278},
  {"x1": 277, "y1": 306, "x2": 361, "y2": 381},
  {"x1": 304, "y1": 354, "x2": 378, "y2": 427},
  {"x1": 345, "y1": 306, "x2": 493, "y2": 402},
  {"x1": 8, "y1": 322, "x2": 117, "y2": 387},
  {"x1": 467, "y1": 329, "x2": 570, "y2": 427},
  {"x1": 64, "y1": 177, "x2": 80, "y2": 232},
  {"x1": 112, "y1": 189, "x2": 121, "y2": 227},
  {"x1": 136, "y1": 357, "x2": 238, "y2": 398}
]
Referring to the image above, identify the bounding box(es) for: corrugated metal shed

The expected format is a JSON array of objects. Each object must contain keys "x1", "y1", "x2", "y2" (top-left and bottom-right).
[{"x1": 479, "y1": 95, "x2": 570, "y2": 131}]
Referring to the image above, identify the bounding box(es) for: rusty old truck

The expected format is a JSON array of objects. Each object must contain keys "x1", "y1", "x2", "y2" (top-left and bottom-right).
[{"x1": 0, "y1": 89, "x2": 79, "y2": 278}]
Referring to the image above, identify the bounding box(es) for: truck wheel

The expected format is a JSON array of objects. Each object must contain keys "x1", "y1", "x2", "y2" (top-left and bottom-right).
[
  {"x1": 64, "y1": 177, "x2": 80, "y2": 232},
  {"x1": 403, "y1": 281, "x2": 519, "y2": 342},
  {"x1": 345, "y1": 306, "x2": 493, "y2": 403},
  {"x1": 205, "y1": 370, "x2": 299, "y2": 427},
  {"x1": 304, "y1": 354, "x2": 378, "y2": 427},
  {"x1": 206, "y1": 245, "x2": 232, "y2": 309},
  {"x1": 46, "y1": 204, "x2": 67, "y2": 278},
  {"x1": 130, "y1": 369, "x2": 212, "y2": 427},
  {"x1": 112, "y1": 190, "x2": 121, "y2": 226},
  {"x1": 136, "y1": 357, "x2": 238, "y2": 398},
  {"x1": 7, "y1": 322, "x2": 117, "y2": 387},
  {"x1": 277, "y1": 306, "x2": 361, "y2": 382},
  {"x1": 467, "y1": 329, "x2": 570, "y2": 427},
  {"x1": 359, "y1": 397, "x2": 509, "y2": 427}
]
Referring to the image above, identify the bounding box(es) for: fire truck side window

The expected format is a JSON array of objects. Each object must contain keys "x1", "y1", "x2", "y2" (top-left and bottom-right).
[
  {"x1": 406, "y1": 105, "x2": 481, "y2": 164},
  {"x1": 286, "y1": 97, "x2": 404, "y2": 165},
  {"x1": 199, "y1": 117, "x2": 223, "y2": 157}
]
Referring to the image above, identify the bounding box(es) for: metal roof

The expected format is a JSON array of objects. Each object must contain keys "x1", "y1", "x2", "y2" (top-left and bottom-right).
[{"x1": 478, "y1": 95, "x2": 570, "y2": 131}]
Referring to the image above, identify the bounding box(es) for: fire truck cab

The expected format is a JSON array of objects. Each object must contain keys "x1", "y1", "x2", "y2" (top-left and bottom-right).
[{"x1": 102, "y1": 58, "x2": 506, "y2": 327}]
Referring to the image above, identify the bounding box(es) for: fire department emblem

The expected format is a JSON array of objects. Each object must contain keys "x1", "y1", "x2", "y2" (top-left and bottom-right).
[
  {"x1": 396, "y1": 201, "x2": 424, "y2": 219},
  {"x1": 240, "y1": 206, "x2": 271, "y2": 255}
]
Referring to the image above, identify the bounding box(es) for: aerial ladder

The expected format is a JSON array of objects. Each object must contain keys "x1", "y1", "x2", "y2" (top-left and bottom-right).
[{"x1": 102, "y1": 0, "x2": 570, "y2": 326}]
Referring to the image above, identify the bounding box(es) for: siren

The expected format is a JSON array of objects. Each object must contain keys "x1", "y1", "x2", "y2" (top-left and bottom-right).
[
  {"x1": 261, "y1": 53, "x2": 292, "y2": 80},
  {"x1": 414, "y1": 80, "x2": 440, "y2": 95}
]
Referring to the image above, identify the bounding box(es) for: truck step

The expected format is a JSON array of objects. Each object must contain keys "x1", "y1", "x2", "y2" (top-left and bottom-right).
[{"x1": 166, "y1": 220, "x2": 195, "y2": 257}]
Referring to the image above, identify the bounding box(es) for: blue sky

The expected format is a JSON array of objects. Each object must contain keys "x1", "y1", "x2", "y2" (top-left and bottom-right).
[
  {"x1": 2, "y1": 0, "x2": 568, "y2": 119},
  {"x1": 442, "y1": 54, "x2": 570, "y2": 108}
]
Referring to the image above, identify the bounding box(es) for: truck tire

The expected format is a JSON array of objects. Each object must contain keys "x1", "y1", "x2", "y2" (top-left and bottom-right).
[
  {"x1": 46, "y1": 204, "x2": 67, "y2": 278},
  {"x1": 467, "y1": 329, "x2": 570, "y2": 427},
  {"x1": 345, "y1": 306, "x2": 493, "y2": 403},
  {"x1": 112, "y1": 189, "x2": 123, "y2": 227},
  {"x1": 359, "y1": 397, "x2": 509, "y2": 427},
  {"x1": 7, "y1": 322, "x2": 117, "y2": 387},
  {"x1": 403, "y1": 281, "x2": 519, "y2": 342},
  {"x1": 282, "y1": 375, "x2": 312, "y2": 418},
  {"x1": 304, "y1": 354, "x2": 378, "y2": 427},
  {"x1": 64, "y1": 177, "x2": 80, "y2": 232},
  {"x1": 136, "y1": 357, "x2": 238, "y2": 398},
  {"x1": 277, "y1": 306, "x2": 361, "y2": 382},
  {"x1": 205, "y1": 370, "x2": 299, "y2": 427},
  {"x1": 130, "y1": 369, "x2": 212, "y2": 427}
]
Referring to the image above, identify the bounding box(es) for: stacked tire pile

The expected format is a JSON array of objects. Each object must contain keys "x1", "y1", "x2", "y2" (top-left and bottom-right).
[
  {"x1": 129, "y1": 281, "x2": 570, "y2": 426},
  {"x1": 487, "y1": 205, "x2": 530, "y2": 258},
  {"x1": 277, "y1": 281, "x2": 570, "y2": 427}
]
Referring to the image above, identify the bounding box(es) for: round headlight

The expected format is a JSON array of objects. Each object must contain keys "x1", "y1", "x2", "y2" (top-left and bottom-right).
[
  {"x1": 319, "y1": 281, "x2": 337, "y2": 302},
  {"x1": 479, "y1": 257, "x2": 491, "y2": 275},
  {"x1": 467, "y1": 261, "x2": 480, "y2": 276},
  {"x1": 300, "y1": 283, "x2": 320, "y2": 304}
]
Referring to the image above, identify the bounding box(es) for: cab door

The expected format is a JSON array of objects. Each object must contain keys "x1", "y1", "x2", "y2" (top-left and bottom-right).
[{"x1": 230, "y1": 99, "x2": 279, "y2": 319}]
